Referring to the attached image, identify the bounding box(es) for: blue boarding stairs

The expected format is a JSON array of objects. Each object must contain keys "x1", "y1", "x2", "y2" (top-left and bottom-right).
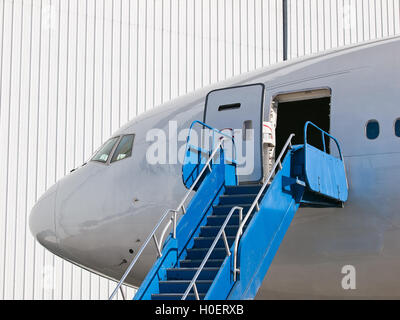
[{"x1": 109, "y1": 121, "x2": 348, "y2": 300}]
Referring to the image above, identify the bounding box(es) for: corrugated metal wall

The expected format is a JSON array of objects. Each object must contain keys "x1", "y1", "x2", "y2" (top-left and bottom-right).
[
  {"x1": 0, "y1": 0, "x2": 399, "y2": 300},
  {"x1": 287, "y1": 0, "x2": 400, "y2": 58}
]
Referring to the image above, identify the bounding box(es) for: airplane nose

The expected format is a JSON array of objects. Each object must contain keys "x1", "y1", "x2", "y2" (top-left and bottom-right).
[{"x1": 29, "y1": 182, "x2": 59, "y2": 252}]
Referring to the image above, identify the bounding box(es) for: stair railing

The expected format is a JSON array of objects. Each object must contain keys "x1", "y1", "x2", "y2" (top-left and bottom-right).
[
  {"x1": 232, "y1": 134, "x2": 295, "y2": 281},
  {"x1": 109, "y1": 137, "x2": 232, "y2": 300},
  {"x1": 304, "y1": 121, "x2": 348, "y2": 191},
  {"x1": 186, "y1": 120, "x2": 236, "y2": 161},
  {"x1": 182, "y1": 206, "x2": 244, "y2": 300},
  {"x1": 304, "y1": 121, "x2": 343, "y2": 160}
]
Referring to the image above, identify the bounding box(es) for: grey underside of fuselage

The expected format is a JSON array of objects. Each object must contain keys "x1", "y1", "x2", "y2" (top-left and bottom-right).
[{"x1": 44, "y1": 36, "x2": 400, "y2": 299}]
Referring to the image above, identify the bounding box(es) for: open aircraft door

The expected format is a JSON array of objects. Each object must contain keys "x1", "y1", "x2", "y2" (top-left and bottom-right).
[{"x1": 204, "y1": 84, "x2": 265, "y2": 184}]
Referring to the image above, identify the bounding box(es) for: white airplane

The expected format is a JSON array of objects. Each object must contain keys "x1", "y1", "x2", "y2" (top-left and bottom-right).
[{"x1": 30, "y1": 36, "x2": 400, "y2": 299}]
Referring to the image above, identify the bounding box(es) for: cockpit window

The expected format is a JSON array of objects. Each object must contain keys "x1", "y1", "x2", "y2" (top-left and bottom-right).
[
  {"x1": 111, "y1": 134, "x2": 135, "y2": 163},
  {"x1": 91, "y1": 137, "x2": 119, "y2": 163}
]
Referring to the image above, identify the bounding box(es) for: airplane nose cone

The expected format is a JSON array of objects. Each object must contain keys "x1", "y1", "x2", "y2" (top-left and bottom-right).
[{"x1": 29, "y1": 182, "x2": 59, "y2": 252}]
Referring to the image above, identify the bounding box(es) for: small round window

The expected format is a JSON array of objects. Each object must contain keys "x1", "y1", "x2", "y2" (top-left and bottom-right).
[
  {"x1": 366, "y1": 120, "x2": 380, "y2": 140},
  {"x1": 395, "y1": 118, "x2": 400, "y2": 137}
]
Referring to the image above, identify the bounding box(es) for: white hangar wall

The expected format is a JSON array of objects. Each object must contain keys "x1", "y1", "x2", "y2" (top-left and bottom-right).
[{"x1": 0, "y1": 0, "x2": 398, "y2": 300}]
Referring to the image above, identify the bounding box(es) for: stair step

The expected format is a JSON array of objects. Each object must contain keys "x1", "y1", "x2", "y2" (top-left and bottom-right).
[
  {"x1": 166, "y1": 268, "x2": 219, "y2": 281},
  {"x1": 151, "y1": 293, "x2": 205, "y2": 300},
  {"x1": 180, "y1": 259, "x2": 224, "y2": 268},
  {"x1": 212, "y1": 204, "x2": 252, "y2": 215},
  {"x1": 224, "y1": 185, "x2": 263, "y2": 195},
  {"x1": 193, "y1": 236, "x2": 235, "y2": 248},
  {"x1": 206, "y1": 214, "x2": 253, "y2": 227},
  {"x1": 218, "y1": 194, "x2": 257, "y2": 205},
  {"x1": 186, "y1": 247, "x2": 229, "y2": 260},
  {"x1": 200, "y1": 225, "x2": 239, "y2": 237},
  {"x1": 159, "y1": 280, "x2": 212, "y2": 294}
]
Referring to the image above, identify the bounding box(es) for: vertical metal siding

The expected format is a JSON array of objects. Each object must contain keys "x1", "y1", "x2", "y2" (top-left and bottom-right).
[
  {"x1": 287, "y1": 0, "x2": 400, "y2": 59},
  {"x1": 0, "y1": 0, "x2": 398, "y2": 300}
]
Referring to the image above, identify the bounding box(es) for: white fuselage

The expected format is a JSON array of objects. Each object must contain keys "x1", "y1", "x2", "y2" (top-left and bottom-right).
[{"x1": 30, "y1": 36, "x2": 400, "y2": 299}]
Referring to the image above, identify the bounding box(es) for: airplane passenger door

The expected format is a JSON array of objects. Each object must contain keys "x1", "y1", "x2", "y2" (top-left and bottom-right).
[{"x1": 204, "y1": 84, "x2": 265, "y2": 184}]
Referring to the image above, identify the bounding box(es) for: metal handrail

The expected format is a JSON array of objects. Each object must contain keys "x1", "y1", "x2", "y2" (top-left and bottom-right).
[
  {"x1": 109, "y1": 138, "x2": 231, "y2": 300},
  {"x1": 304, "y1": 121, "x2": 343, "y2": 160},
  {"x1": 232, "y1": 134, "x2": 295, "y2": 281},
  {"x1": 181, "y1": 206, "x2": 244, "y2": 300},
  {"x1": 157, "y1": 136, "x2": 233, "y2": 249},
  {"x1": 108, "y1": 207, "x2": 175, "y2": 300},
  {"x1": 304, "y1": 121, "x2": 348, "y2": 190},
  {"x1": 186, "y1": 120, "x2": 237, "y2": 164}
]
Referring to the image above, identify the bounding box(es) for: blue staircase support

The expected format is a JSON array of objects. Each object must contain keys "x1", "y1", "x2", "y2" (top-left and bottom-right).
[{"x1": 131, "y1": 121, "x2": 348, "y2": 300}]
